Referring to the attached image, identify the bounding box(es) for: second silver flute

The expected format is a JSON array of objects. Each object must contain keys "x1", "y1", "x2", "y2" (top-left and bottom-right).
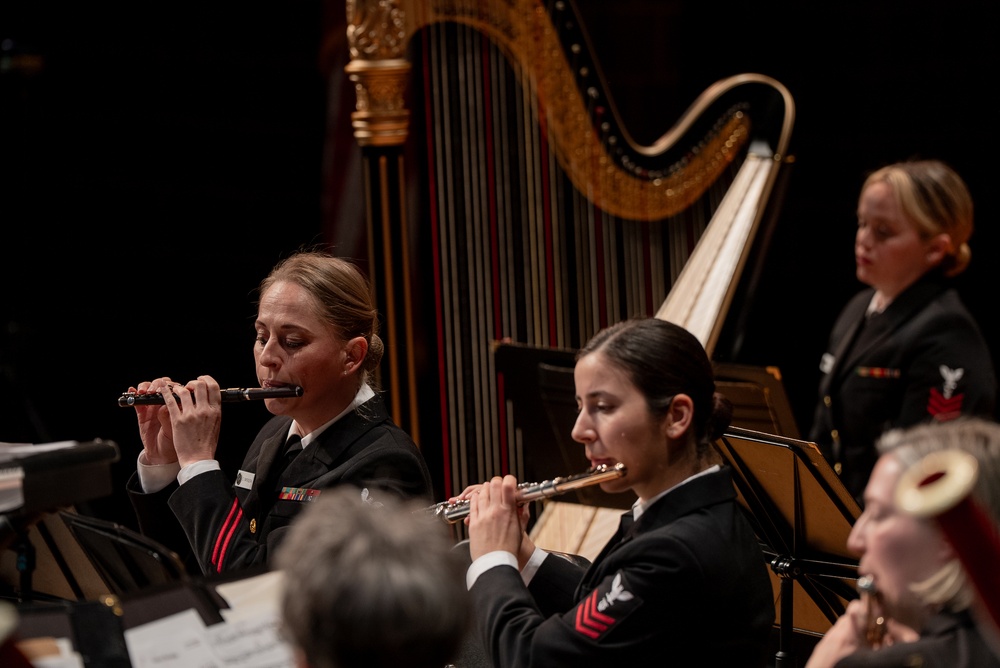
[{"x1": 429, "y1": 462, "x2": 627, "y2": 524}]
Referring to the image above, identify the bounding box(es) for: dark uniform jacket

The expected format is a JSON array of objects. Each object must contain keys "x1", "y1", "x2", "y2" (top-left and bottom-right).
[
  {"x1": 809, "y1": 275, "x2": 996, "y2": 502},
  {"x1": 127, "y1": 393, "x2": 432, "y2": 574},
  {"x1": 835, "y1": 609, "x2": 1000, "y2": 668},
  {"x1": 470, "y1": 466, "x2": 775, "y2": 668}
]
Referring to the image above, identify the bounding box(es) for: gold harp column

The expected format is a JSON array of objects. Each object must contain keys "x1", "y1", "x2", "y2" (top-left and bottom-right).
[{"x1": 344, "y1": 0, "x2": 419, "y2": 441}]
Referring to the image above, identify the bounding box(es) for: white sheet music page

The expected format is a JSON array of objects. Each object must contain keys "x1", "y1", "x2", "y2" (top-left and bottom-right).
[{"x1": 125, "y1": 569, "x2": 294, "y2": 668}]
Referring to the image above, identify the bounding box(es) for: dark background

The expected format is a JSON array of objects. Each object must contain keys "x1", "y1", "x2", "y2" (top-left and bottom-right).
[{"x1": 2, "y1": 0, "x2": 997, "y2": 528}]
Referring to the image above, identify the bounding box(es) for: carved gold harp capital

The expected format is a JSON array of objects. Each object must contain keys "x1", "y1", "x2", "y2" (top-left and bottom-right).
[{"x1": 346, "y1": 0, "x2": 791, "y2": 218}]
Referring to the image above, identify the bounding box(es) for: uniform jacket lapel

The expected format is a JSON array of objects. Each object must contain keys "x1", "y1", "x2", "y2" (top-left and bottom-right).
[
  {"x1": 579, "y1": 469, "x2": 736, "y2": 595},
  {"x1": 246, "y1": 427, "x2": 292, "y2": 515},
  {"x1": 310, "y1": 395, "x2": 389, "y2": 468},
  {"x1": 829, "y1": 278, "x2": 948, "y2": 386}
]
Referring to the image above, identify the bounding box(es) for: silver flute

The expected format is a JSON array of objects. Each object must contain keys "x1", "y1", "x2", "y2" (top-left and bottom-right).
[
  {"x1": 118, "y1": 386, "x2": 303, "y2": 407},
  {"x1": 427, "y1": 462, "x2": 627, "y2": 524}
]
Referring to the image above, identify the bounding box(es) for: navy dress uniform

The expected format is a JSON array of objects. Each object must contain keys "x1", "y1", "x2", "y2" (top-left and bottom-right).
[
  {"x1": 470, "y1": 466, "x2": 775, "y2": 668},
  {"x1": 128, "y1": 392, "x2": 432, "y2": 574},
  {"x1": 809, "y1": 275, "x2": 996, "y2": 503}
]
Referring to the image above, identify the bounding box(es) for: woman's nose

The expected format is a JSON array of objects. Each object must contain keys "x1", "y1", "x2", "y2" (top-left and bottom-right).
[
  {"x1": 856, "y1": 226, "x2": 873, "y2": 248},
  {"x1": 846, "y1": 516, "x2": 866, "y2": 556},
  {"x1": 258, "y1": 339, "x2": 280, "y2": 366},
  {"x1": 571, "y1": 412, "x2": 593, "y2": 444}
]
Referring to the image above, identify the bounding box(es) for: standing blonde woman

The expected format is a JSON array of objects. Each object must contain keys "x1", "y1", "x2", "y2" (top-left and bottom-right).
[{"x1": 810, "y1": 159, "x2": 996, "y2": 504}]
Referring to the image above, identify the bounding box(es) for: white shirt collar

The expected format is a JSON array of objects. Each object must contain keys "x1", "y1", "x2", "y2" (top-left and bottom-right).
[
  {"x1": 867, "y1": 292, "x2": 891, "y2": 317},
  {"x1": 288, "y1": 383, "x2": 375, "y2": 448},
  {"x1": 633, "y1": 464, "x2": 721, "y2": 522}
]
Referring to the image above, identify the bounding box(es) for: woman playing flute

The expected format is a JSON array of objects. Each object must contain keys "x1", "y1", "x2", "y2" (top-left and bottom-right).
[
  {"x1": 455, "y1": 317, "x2": 775, "y2": 667},
  {"x1": 124, "y1": 249, "x2": 432, "y2": 575}
]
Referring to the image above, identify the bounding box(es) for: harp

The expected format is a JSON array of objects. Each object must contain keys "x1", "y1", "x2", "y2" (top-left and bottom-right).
[{"x1": 341, "y1": 0, "x2": 796, "y2": 508}]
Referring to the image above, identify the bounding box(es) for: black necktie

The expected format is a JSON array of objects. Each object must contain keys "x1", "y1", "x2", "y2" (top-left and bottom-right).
[{"x1": 266, "y1": 434, "x2": 302, "y2": 495}]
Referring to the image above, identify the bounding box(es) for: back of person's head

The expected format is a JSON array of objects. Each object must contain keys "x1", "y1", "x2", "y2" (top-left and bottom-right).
[
  {"x1": 862, "y1": 159, "x2": 974, "y2": 276},
  {"x1": 275, "y1": 485, "x2": 470, "y2": 668},
  {"x1": 577, "y1": 317, "x2": 732, "y2": 453},
  {"x1": 258, "y1": 249, "x2": 384, "y2": 381},
  {"x1": 876, "y1": 417, "x2": 1000, "y2": 612}
]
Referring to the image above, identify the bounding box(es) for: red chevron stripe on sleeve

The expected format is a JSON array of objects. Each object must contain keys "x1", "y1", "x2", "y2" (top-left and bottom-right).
[
  {"x1": 927, "y1": 388, "x2": 964, "y2": 420},
  {"x1": 571, "y1": 571, "x2": 641, "y2": 641}
]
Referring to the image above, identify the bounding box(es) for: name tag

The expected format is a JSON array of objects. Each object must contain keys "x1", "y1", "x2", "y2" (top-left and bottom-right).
[
  {"x1": 819, "y1": 353, "x2": 835, "y2": 374},
  {"x1": 235, "y1": 470, "x2": 255, "y2": 490}
]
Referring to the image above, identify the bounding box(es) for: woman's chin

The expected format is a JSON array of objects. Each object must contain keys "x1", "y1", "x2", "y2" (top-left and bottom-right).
[
  {"x1": 599, "y1": 480, "x2": 630, "y2": 496},
  {"x1": 264, "y1": 397, "x2": 289, "y2": 415}
]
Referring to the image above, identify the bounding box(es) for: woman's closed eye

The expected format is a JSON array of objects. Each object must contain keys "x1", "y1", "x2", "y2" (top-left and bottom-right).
[{"x1": 255, "y1": 334, "x2": 307, "y2": 350}]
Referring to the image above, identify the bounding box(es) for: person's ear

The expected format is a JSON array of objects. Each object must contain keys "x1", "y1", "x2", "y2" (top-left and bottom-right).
[
  {"x1": 925, "y1": 232, "x2": 953, "y2": 267},
  {"x1": 663, "y1": 393, "x2": 695, "y2": 439},
  {"x1": 343, "y1": 336, "x2": 368, "y2": 375}
]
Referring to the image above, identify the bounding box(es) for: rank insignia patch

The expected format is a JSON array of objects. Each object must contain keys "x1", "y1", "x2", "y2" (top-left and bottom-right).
[
  {"x1": 572, "y1": 571, "x2": 641, "y2": 640},
  {"x1": 928, "y1": 388, "x2": 964, "y2": 421},
  {"x1": 929, "y1": 365, "x2": 966, "y2": 420}
]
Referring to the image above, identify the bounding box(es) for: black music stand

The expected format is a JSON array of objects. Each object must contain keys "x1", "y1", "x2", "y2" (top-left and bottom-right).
[
  {"x1": 56, "y1": 511, "x2": 189, "y2": 598},
  {"x1": 1, "y1": 439, "x2": 120, "y2": 602},
  {"x1": 714, "y1": 427, "x2": 861, "y2": 667}
]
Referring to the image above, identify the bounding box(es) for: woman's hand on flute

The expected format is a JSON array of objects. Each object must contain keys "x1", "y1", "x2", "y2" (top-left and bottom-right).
[
  {"x1": 160, "y1": 375, "x2": 223, "y2": 468},
  {"x1": 450, "y1": 482, "x2": 532, "y2": 530},
  {"x1": 133, "y1": 376, "x2": 180, "y2": 466},
  {"x1": 468, "y1": 475, "x2": 527, "y2": 562},
  {"x1": 448, "y1": 483, "x2": 483, "y2": 506}
]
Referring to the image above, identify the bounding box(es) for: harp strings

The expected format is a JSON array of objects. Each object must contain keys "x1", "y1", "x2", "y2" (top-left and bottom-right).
[{"x1": 415, "y1": 7, "x2": 737, "y2": 495}]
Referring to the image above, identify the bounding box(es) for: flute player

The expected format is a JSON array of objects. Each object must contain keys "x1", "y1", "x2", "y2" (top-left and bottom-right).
[
  {"x1": 453, "y1": 317, "x2": 775, "y2": 667},
  {"x1": 124, "y1": 249, "x2": 433, "y2": 575}
]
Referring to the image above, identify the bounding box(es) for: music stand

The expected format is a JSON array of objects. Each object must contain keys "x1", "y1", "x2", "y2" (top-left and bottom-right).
[
  {"x1": 714, "y1": 427, "x2": 861, "y2": 667},
  {"x1": 56, "y1": 511, "x2": 188, "y2": 598},
  {"x1": 1, "y1": 439, "x2": 120, "y2": 602}
]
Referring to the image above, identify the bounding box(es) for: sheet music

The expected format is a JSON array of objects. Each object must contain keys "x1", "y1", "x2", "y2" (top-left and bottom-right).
[
  {"x1": 125, "y1": 570, "x2": 294, "y2": 668},
  {"x1": 214, "y1": 569, "x2": 285, "y2": 617},
  {"x1": 125, "y1": 607, "x2": 295, "y2": 668}
]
